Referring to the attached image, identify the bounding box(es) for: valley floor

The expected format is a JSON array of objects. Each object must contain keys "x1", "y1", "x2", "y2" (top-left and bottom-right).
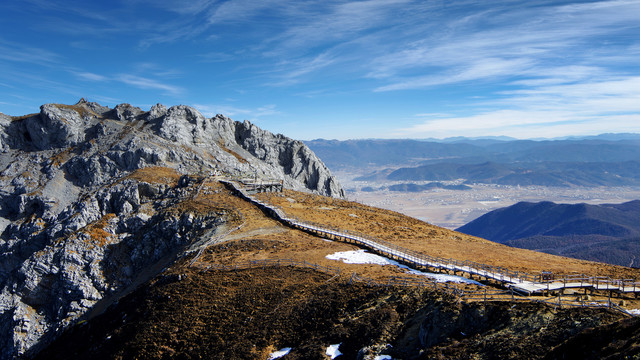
[{"x1": 345, "y1": 183, "x2": 640, "y2": 229}]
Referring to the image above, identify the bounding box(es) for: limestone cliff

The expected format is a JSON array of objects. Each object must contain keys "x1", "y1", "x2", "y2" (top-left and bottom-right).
[{"x1": 0, "y1": 99, "x2": 343, "y2": 358}]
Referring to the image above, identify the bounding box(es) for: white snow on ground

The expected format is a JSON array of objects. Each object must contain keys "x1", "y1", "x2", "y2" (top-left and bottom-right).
[
  {"x1": 268, "y1": 347, "x2": 292, "y2": 359},
  {"x1": 629, "y1": 309, "x2": 640, "y2": 315},
  {"x1": 326, "y1": 343, "x2": 342, "y2": 359},
  {"x1": 326, "y1": 250, "x2": 482, "y2": 284},
  {"x1": 326, "y1": 250, "x2": 395, "y2": 265},
  {"x1": 374, "y1": 355, "x2": 392, "y2": 360}
]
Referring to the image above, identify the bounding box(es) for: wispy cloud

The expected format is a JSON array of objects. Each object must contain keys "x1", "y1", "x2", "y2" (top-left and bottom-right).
[
  {"x1": 85, "y1": 94, "x2": 124, "y2": 106},
  {"x1": 72, "y1": 71, "x2": 108, "y2": 82},
  {"x1": 0, "y1": 39, "x2": 63, "y2": 67},
  {"x1": 375, "y1": 58, "x2": 536, "y2": 91},
  {"x1": 270, "y1": 52, "x2": 337, "y2": 85},
  {"x1": 3, "y1": 0, "x2": 639, "y2": 139},
  {"x1": 369, "y1": 0, "x2": 640, "y2": 91},
  {"x1": 395, "y1": 110, "x2": 640, "y2": 139},
  {"x1": 117, "y1": 74, "x2": 183, "y2": 95},
  {"x1": 264, "y1": 0, "x2": 414, "y2": 52},
  {"x1": 396, "y1": 75, "x2": 640, "y2": 138},
  {"x1": 132, "y1": 0, "x2": 216, "y2": 15},
  {"x1": 196, "y1": 51, "x2": 239, "y2": 63},
  {"x1": 14, "y1": 0, "x2": 213, "y2": 49},
  {"x1": 499, "y1": 76, "x2": 640, "y2": 114},
  {"x1": 137, "y1": 21, "x2": 212, "y2": 48},
  {"x1": 207, "y1": 0, "x2": 283, "y2": 24},
  {"x1": 194, "y1": 103, "x2": 281, "y2": 120}
]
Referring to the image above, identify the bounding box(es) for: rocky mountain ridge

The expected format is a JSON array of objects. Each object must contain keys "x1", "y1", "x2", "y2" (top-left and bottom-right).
[{"x1": 0, "y1": 99, "x2": 343, "y2": 358}]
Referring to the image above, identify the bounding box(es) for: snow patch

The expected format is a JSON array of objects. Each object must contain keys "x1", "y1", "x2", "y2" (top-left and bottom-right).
[
  {"x1": 326, "y1": 343, "x2": 342, "y2": 359},
  {"x1": 326, "y1": 250, "x2": 482, "y2": 284},
  {"x1": 374, "y1": 356, "x2": 392, "y2": 360},
  {"x1": 629, "y1": 309, "x2": 640, "y2": 315},
  {"x1": 326, "y1": 250, "x2": 395, "y2": 265},
  {"x1": 268, "y1": 347, "x2": 292, "y2": 359}
]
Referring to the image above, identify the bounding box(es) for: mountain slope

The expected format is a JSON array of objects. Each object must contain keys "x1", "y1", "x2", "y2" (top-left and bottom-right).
[
  {"x1": 3, "y1": 101, "x2": 640, "y2": 358},
  {"x1": 9, "y1": 173, "x2": 640, "y2": 359},
  {"x1": 35, "y1": 265, "x2": 635, "y2": 360},
  {"x1": 0, "y1": 99, "x2": 343, "y2": 358},
  {"x1": 456, "y1": 200, "x2": 640, "y2": 266},
  {"x1": 32, "y1": 186, "x2": 640, "y2": 360}
]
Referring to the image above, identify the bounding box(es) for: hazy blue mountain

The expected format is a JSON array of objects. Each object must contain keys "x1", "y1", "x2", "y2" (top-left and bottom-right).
[
  {"x1": 379, "y1": 160, "x2": 640, "y2": 187},
  {"x1": 386, "y1": 162, "x2": 513, "y2": 182},
  {"x1": 486, "y1": 142, "x2": 640, "y2": 163},
  {"x1": 306, "y1": 136, "x2": 640, "y2": 184},
  {"x1": 387, "y1": 182, "x2": 472, "y2": 192},
  {"x1": 305, "y1": 139, "x2": 487, "y2": 169},
  {"x1": 563, "y1": 133, "x2": 640, "y2": 141},
  {"x1": 456, "y1": 200, "x2": 640, "y2": 267}
]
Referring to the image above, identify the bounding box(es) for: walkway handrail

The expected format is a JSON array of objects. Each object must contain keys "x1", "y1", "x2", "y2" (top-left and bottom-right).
[{"x1": 221, "y1": 179, "x2": 640, "y2": 297}]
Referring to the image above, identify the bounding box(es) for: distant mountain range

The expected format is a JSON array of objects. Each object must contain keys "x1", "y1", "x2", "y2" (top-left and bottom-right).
[
  {"x1": 456, "y1": 200, "x2": 640, "y2": 267},
  {"x1": 306, "y1": 135, "x2": 640, "y2": 187},
  {"x1": 360, "y1": 182, "x2": 472, "y2": 192},
  {"x1": 357, "y1": 160, "x2": 640, "y2": 187},
  {"x1": 304, "y1": 139, "x2": 483, "y2": 169}
]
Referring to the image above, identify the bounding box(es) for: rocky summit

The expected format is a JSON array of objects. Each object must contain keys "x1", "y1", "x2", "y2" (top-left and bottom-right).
[{"x1": 0, "y1": 99, "x2": 343, "y2": 358}]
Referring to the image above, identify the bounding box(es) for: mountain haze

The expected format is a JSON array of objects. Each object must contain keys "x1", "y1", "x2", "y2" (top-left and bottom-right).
[{"x1": 307, "y1": 138, "x2": 640, "y2": 188}]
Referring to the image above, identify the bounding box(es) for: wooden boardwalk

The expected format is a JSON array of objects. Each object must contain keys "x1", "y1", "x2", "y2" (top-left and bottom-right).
[
  {"x1": 232, "y1": 178, "x2": 283, "y2": 194},
  {"x1": 221, "y1": 179, "x2": 640, "y2": 297}
]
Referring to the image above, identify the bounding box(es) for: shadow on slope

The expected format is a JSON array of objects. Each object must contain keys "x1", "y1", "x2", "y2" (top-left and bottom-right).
[{"x1": 34, "y1": 264, "x2": 630, "y2": 360}]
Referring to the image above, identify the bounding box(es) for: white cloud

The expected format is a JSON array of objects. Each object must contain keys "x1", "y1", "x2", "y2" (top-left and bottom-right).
[
  {"x1": 375, "y1": 58, "x2": 535, "y2": 91},
  {"x1": 194, "y1": 103, "x2": 281, "y2": 120},
  {"x1": 395, "y1": 110, "x2": 640, "y2": 139},
  {"x1": 499, "y1": 77, "x2": 640, "y2": 114},
  {"x1": 73, "y1": 72, "x2": 108, "y2": 82},
  {"x1": 207, "y1": 0, "x2": 282, "y2": 24},
  {"x1": 369, "y1": 0, "x2": 640, "y2": 91},
  {"x1": 134, "y1": 0, "x2": 215, "y2": 15},
  {"x1": 0, "y1": 40, "x2": 63, "y2": 67},
  {"x1": 396, "y1": 75, "x2": 640, "y2": 139},
  {"x1": 270, "y1": 51, "x2": 337, "y2": 85},
  {"x1": 262, "y1": 0, "x2": 414, "y2": 54},
  {"x1": 117, "y1": 74, "x2": 183, "y2": 95}
]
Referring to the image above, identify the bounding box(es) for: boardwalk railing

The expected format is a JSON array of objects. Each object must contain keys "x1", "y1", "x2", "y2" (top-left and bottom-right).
[
  {"x1": 461, "y1": 288, "x2": 635, "y2": 316},
  {"x1": 220, "y1": 179, "x2": 640, "y2": 298}
]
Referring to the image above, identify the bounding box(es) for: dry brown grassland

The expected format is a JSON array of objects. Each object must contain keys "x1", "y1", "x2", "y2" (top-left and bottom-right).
[{"x1": 185, "y1": 182, "x2": 640, "y2": 308}]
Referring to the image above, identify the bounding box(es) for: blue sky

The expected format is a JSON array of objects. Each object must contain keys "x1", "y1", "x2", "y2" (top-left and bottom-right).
[{"x1": 1, "y1": 0, "x2": 639, "y2": 140}]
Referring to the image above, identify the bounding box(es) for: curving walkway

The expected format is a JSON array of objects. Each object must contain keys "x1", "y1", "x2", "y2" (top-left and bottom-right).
[{"x1": 221, "y1": 179, "x2": 640, "y2": 297}]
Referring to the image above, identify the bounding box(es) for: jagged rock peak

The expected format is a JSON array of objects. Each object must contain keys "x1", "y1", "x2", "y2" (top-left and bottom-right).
[{"x1": 0, "y1": 99, "x2": 344, "y2": 197}]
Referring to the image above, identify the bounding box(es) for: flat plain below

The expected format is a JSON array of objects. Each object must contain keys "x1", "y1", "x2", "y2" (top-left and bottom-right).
[{"x1": 339, "y1": 173, "x2": 640, "y2": 230}]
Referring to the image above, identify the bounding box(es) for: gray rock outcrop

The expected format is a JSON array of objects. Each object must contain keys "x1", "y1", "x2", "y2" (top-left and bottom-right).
[{"x1": 0, "y1": 99, "x2": 344, "y2": 359}]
